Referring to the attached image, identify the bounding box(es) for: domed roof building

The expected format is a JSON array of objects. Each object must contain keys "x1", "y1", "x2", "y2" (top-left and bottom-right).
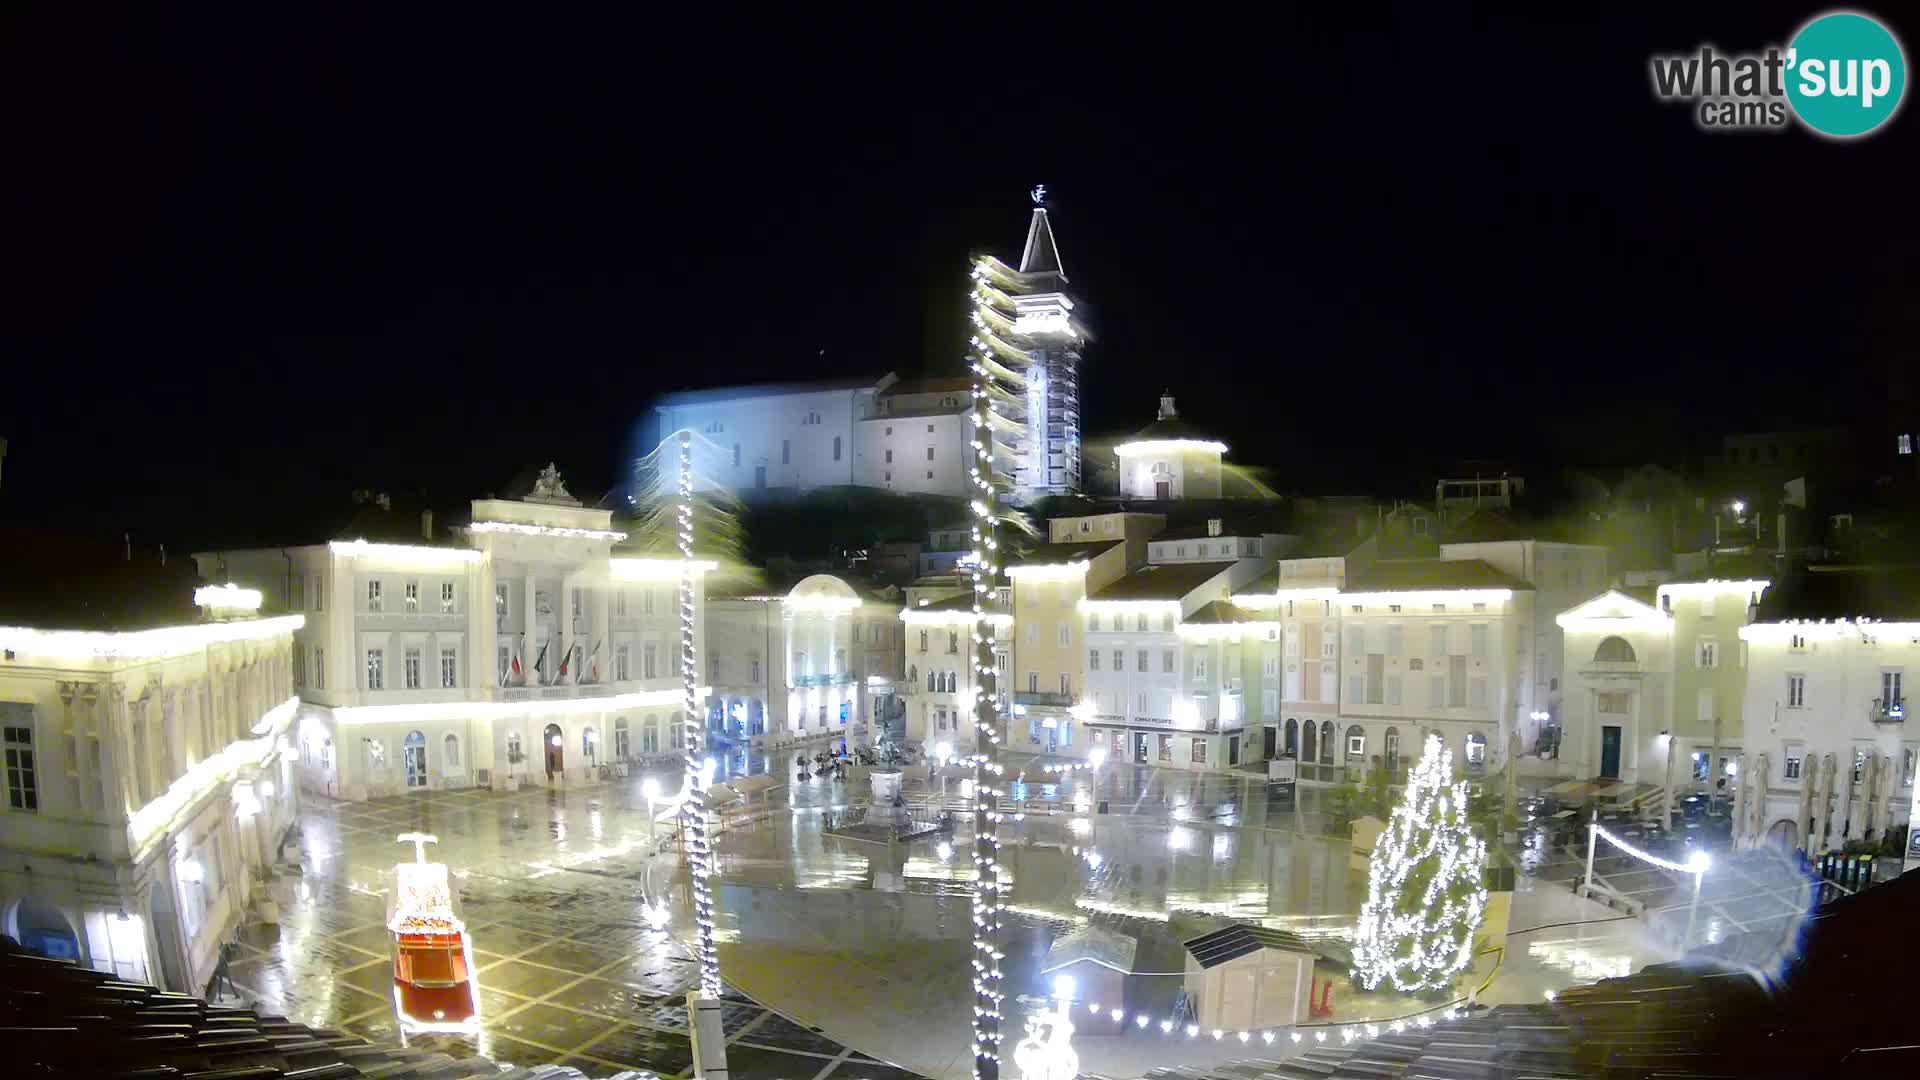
[{"x1": 1115, "y1": 393, "x2": 1227, "y2": 500}]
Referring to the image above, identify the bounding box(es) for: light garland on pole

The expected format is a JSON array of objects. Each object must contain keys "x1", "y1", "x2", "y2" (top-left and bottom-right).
[
  {"x1": 677, "y1": 431, "x2": 722, "y2": 999},
  {"x1": 967, "y1": 254, "x2": 1014, "y2": 1079},
  {"x1": 1352, "y1": 732, "x2": 1488, "y2": 994}
]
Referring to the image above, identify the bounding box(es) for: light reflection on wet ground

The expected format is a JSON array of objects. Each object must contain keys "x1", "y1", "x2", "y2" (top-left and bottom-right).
[{"x1": 237, "y1": 758, "x2": 1731, "y2": 1079}]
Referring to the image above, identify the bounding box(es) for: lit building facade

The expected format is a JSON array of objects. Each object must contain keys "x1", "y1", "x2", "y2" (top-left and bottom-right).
[
  {"x1": 901, "y1": 592, "x2": 1009, "y2": 752},
  {"x1": 1115, "y1": 394, "x2": 1226, "y2": 501},
  {"x1": 653, "y1": 375, "x2": 973, "y2": 499},
  {"x1": 1733, "y1": 568, "x2": 1918, "y2": 854},
  {"x1": 0, "y1": 605, "x2": 302, "y2": 996},
  {"x1": 704, "y1": 574, "x2": 904, "y2": 749},
  {"x1": 198, "y1": 468, "x2": 713, "y2": 800},
  {"x1": 1238, "y1": 556, "x2": 1536, "y2": 784},
  {"x1": 1555, "y1": 579, "x2": 1767, "y2": 814}
]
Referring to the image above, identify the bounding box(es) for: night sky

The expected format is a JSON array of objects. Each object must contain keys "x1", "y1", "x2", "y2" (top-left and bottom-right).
[{"x1": 4, "y1": 4, "x2": 1914, "y2": 550}]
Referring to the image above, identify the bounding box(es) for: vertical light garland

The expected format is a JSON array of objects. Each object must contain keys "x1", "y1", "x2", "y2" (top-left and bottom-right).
[
  {"x1": 678, "y1": 430, "x2": 722, "y2": 998},
  {"x1": 967, "y1": 259, "x2": 1005, "y2": 1079}
]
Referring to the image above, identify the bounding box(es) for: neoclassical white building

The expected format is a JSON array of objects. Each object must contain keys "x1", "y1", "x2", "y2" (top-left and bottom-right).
[
  {"x1": 703, "y1": 574, "x2": 905, "y2": 749},
  {"x1": 1733, "y1": 567, "x2": 1919, "y2": 854},
  {"x1": 0, "y1": 590, "x2": 302, "y2": 996},
  {"x1": 198, "y1": 467, "x2": 713, "y2": 801},
  {"x1": 1555, "y1": 578, "x2": 1769, "y2": 815},
  {"x1": 901, "y1": 591, "x2": 1010, "y2": 753}
]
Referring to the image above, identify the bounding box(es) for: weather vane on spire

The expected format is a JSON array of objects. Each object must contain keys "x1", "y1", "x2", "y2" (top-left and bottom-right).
[{"x1": 1030, "y1": 184, "x2": 1048, "y2": 207}]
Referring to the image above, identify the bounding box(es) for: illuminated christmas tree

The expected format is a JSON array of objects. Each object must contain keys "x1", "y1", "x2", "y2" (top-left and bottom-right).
[{"x1": 1352, "y1": 732, "x2": 1489, "y2": 994}]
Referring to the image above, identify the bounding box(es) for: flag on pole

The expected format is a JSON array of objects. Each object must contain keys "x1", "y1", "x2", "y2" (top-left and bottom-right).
[
  {"x1": 533, "y1": 639, "x2": 550, "y2": 685},
  {"x1": 558, "y1": 639, "x2": 573, "y2": 679},
  {"x1": 505, "y1": 633, "x2": 525, "y2": 686},
  {"x1": 587, "y1": 640, "x2": 602, "y2": 683}
]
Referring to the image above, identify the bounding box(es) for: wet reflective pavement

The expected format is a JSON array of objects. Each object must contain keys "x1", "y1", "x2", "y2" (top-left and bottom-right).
[{"x1": 241, "y1": 758, "x2": 1708, "y2": 1078}]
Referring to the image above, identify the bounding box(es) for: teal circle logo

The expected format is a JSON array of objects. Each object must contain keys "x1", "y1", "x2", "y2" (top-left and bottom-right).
[{"x1": 1786, "y1": 11, "x2": 1907, "y2": 137}]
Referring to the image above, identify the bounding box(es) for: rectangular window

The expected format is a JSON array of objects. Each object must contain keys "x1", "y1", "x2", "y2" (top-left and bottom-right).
[
  {"x1": 404, "y1": 580, "x2": 419, "y2": 612},
  {"x1": 885, "y1": 449, "x2": 893, "y2": 463},
  {"x1": 3, "y1": 717, "x2": 37, "y2": 812},
  {"x1": 1905, "y1": 746, "x2": 1917, "y2": 787},
  {"x1": 440, "y1": 581, "x2": 455, "y2": 613},
  {"x1": 1193, "y1": 657, "x2": 1208, "y2": 680},
  {"x1": 1429, "y1": 624, "x2": 1447, "y2": 657},
  {"x1": 1088, "y1": 649, "x2": 1100, "y2": 671},
  {"x1": 1263, "y1": 689, "x2": 1278, "y2": 717},
  {"x1": 1697, "y1": 639, "x2": 1718, "y2": 669},
  {"x1": 1783, "y1": 745, "x2": 1803, "y2": 781},
  {"x1": 1192, "y1": 739, "x2": 1208, "y2": 764},
  {"x1": 945, "y1": 629, "x2": 957, "y2": 654},
  {"x1": 1386, "y1": 625, "x2": 1403, "y2": 656},
  {"x1": 314, "y1": 647, "x2": 325, "y2": 689},
  {"x1": 1286, "y1": 633, "x2": 1300, "y2": 658},
  {"x1": 616, "y1": 591, "x2": 627, "y2": 617},
  {"x1": 1136, "y1": 613, "x2": 1149, "y2": 632},
  {"x1": 572, "y1": 589, "x2": 582, "y2": 619},
  {"x1": 1884, "y1": 669, "x2": 1905, "y2": 708},
  {"x1": 644, "y1": 643, "x2": 658, "y2": 679},
  {"x1": 1135, "y1": 649, "x2": 1148, "y2": 672},
  {"x1": 1470, "y1": 624, "x2": 1488, "y2": 659},
  {"x1": 440, "y1": 647, "x2": 457, "y2": 688},
  {"x1": 495, "y1": 584, "x2": 508, "y2": 616},
  {"x1": 1448, "y1": 656, "x2": 1467, "y2": 707},
  {"x1": 1059, "y1": 673, "x2": 1071, "y2": 695},
  {"x1": 498, "y1": 644, "x2": 511, "y2": 683},
  {"x1": 368, "y1": 580, "x2": 383, "y2": 612},
  {"x1": 315, "y1": 575, "x2": 324, "y2": 611},
  {"x1": 1263, "y1": 655, "x2": 1278, "y2": 677},
  {"x1": 1787, "y1": 674, "x2": 1806, "y2": 709},
  {"x1": 852, "y1": 620, "x2": 864, "y2": 643},
  {"x1": 1112, "y1": 649, "x2": 1124, "y2": 672},
  {"x1": 833, "y1": 435, "x2": 842, "y2": 461},
  {"x1": 367, "y1": 648, "x2": 385, "y2": 691},
  {"x1": 403, "y1": 647, "x2": 422, "y2": 689},
  {"x1": 1159, "y1": 735, "x2": 1173, "y2": 762},
  {"x1": 709, "y1": 654, "x2": 721, "y2": 683},
  {"x1": 919, "y1": 629, "x2": 930, "y2": 653},
  {"x1": 1028, "y1": 672, "x2": 1039, "y2": 693},
  {"x1": 926, "y1": 446, "x2": 935, "y2": 461},
  {"x1": 1058, "y1": 623, "x2": 1070, "y2": 647},
  {"x1": 1161, "y1": 649, "x2": 1174, "y2": 673},
  {"x1": 615, "y1": 644, "x2": 631, "y2": 681},
  {"x1": 782, "y1": 439, "x2": 791, "y2": 464},
  {"x1": 1366, "y1": 654, "x2": 1384, "y2": 704}
]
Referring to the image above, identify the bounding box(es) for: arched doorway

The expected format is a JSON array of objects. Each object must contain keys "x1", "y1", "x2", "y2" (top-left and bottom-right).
[
  {"x1": 543, "y1": 723, "x2": 565, "y2": 779},
  {"x1": 1766, "y1": 818, "x2": 1800, "y2": 849},
  {"x1": 1299, "y1": 719, "x2": 1315, "y2": 762},
  {"x1": 403, "y1": 730, "x2": 428, "y2": 789},
  {"x1": 1384, "y1": 727, "x2": 1401, "y2": 775},
  {"x1": 1318, "y1": 721, "x2": 1336, "y2": 766},
  {"x1": 1284, "y1": 717, "x2": 1298, "y2": 756},
  {"x1": 7, "y1": 898, "x2": 79, "y2": 961}
]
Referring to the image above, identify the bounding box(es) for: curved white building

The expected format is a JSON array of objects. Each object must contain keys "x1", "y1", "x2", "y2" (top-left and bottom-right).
[{"x1": 1116, "y1": 394, "x2": 1226, "y2": 501}]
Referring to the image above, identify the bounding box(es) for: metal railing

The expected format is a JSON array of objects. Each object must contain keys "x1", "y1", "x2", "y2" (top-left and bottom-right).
[
  {"x1": 1013, "y1": 690, "x2": 1075, "y2": 708},
  {"x1": 1871, "y1": 696, "x2": 1906, "y2": 724},
  {"x1": 791, "y1": 673, "x2": 857, "y2": 688}
]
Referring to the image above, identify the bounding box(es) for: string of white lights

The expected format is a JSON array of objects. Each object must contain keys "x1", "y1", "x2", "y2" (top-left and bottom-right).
[
  {"x1": 677, "y1": 431, "x2": 722, "y2": 999},
  {"x1": 1592, "y1": 822, "x2": 1711, "y2": 875},
  {"x1": 968, "y1": 257, "x2": 1011, "y2": 1079}
]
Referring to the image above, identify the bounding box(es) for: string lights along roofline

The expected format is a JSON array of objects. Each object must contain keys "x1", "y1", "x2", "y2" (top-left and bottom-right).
[
  {"x1": 468, "y1": 520, "x2": 629, "y2": 541},
  {"x1": 1113, "y1": 438, "x2": 1229, "y2": 458}
]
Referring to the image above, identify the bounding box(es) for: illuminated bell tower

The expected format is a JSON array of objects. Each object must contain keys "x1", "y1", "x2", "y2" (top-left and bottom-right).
[{"x1": 968, "y1": 187, "x2": 1084, "y2": 503}]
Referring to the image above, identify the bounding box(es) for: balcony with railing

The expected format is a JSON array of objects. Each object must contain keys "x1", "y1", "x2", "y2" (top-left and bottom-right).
[
  {"x1": 1013, "y1": 690, "x2": 1075, "y2": 709},
  {"x1": 498, "y1": 681, "x2": 623, "y2": 703},
  {"x1": 792, "y1": 672, "x2": 858, "y2": 689},
  {"x1": 1871, "y1": 696, "x2": 1906, "y2": 724}
]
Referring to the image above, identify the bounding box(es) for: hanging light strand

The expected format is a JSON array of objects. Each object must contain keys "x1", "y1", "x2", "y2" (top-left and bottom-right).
[{"x1": 677, "y1": 430, "x2": 723, "y2": 999}]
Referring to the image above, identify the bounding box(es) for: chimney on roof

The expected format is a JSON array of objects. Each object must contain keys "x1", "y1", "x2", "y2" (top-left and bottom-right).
[
  {"x1": 1158, "y1": 392, "x2": 1177, "y2": 421},
  {"x1": 422, "y1": 509, "x2": 434, "y2": 541}
]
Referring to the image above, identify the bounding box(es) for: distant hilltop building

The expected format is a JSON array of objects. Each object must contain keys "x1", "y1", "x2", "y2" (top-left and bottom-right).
[
  {"x1": 654, "y1": 373, "x2": 973, "y2": 499},
  {"x1": 658, "y1": 192, "x2": 1085, "y2": 503},
  {"x1": 1115, "y1": 393, "x2": 1226, "y2": 500}
]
